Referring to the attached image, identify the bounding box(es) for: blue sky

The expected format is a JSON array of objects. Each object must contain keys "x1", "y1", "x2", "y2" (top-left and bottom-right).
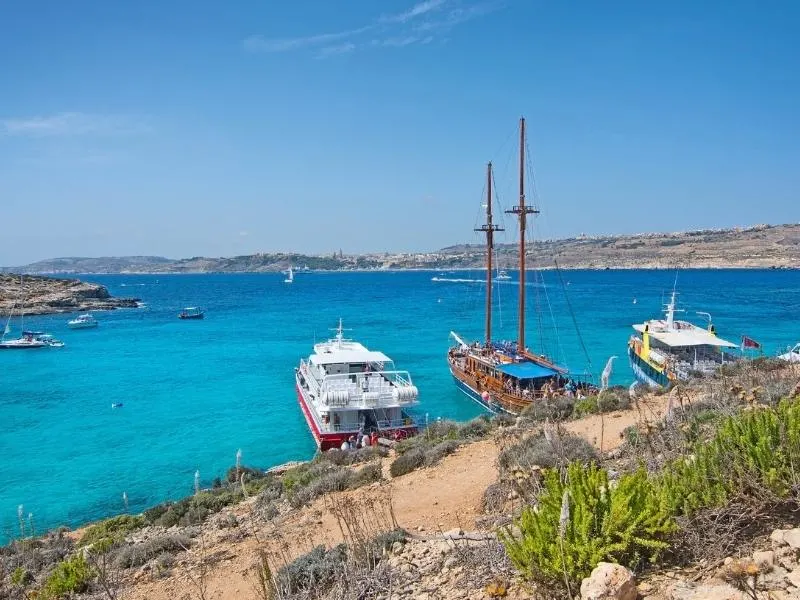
[{"x1": 1, "y1": 0, "x2": 798, "y2": 265}]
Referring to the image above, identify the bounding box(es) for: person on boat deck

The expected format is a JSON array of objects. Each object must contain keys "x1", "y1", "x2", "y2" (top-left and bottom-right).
[{"x1": 370, "y1": 431, "x2": 378, "y2": 446}]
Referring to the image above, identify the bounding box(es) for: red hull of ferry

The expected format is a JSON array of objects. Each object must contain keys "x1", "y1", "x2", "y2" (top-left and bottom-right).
[{"x1": 295, "y1": 383, "x2": 416, "y2": 451}]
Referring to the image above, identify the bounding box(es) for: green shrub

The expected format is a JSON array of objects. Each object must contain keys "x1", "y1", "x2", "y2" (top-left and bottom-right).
[
  {"x1": 348, "y1": 463, "x2": 383, "y2": 488},
  {"x1": 289, "y1": 467, "x2": 351, "y2": 508},
  {"x1": 39, "y1": 553, "x2": 93, "y2": 599},
  {"x1": 502, "y1": 463, "x2": 674, "y2": 588},
  {"x1": 277, "y1": 544, "x2": 347, "y2": 594},
  {"x1": 389, "y1": 448, "x2": 426, "y2": 477},
  {"x1": 318, "y1": 446, "x2": 388, "y2": 466},
  {"x1": 145, "y1": 489, "x2": 242, "y2": 528},
  {"x1": 79, "y1": 514, "x2": 145, "y2": 547},
  {"x1": 458, "y1": 415, "x2": 492, "y2": 438},
  {"x1": 659, "y1": 400, "x2": 800, "y2": 516},
  {"x1": 491, "y1": 413, "x2": 517, "y2": 428},
  {"x1": 112, "y1": 534, "x2": 191, "y2": 569},
  {"x1": 498, "y1": 429, "x2": 598, "y2": 474},
  {"x1": 423, "y1": 439, "x2": 462, "y2": 465},
  {"x1": 573, "y1": 389, "x2": 631, "y2": 418},
  {"x1": 520, "y1": 397, "x2": 575, "y2": 422}
]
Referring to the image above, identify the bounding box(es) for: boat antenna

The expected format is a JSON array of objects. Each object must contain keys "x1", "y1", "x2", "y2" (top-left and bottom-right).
[
  {"x1": 475, "y1": 162, "x2": 503, "y2": 345},
  {"x1": 506, "y1": 116, "x2": 538, "y2": 351}
]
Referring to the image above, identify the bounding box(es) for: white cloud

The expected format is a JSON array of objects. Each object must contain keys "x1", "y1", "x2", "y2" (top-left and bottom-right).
[
  {"x1": 244, "y1": 1, "x2": 500, "y2": 57},
  {"x1": 0, "y1": 112, "x2": 151, "y2": 137},
  {"x1": 317, "y1": 42, "x2": 357, "y2": 58},
  {"x1": 243, "y1": 26, "x2": 372, "y2": 53},
  {"x1": 379, "y1": 0, "x2": 448, "y2": 24}
]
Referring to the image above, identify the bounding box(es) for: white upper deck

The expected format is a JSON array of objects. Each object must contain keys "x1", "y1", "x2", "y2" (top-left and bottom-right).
[
  {"x1": 633, "y1": 291, "x2": 736, "y2": 349},
  {"x1": 308, "y1": 320, "x2": 394, "y2": 368},
  {"x1": 297, "y1": 319, "x2": 419, "y2": 412}
]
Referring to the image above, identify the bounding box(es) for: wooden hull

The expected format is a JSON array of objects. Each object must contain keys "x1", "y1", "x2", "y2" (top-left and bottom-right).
[{"x1": 448, "y1": 357, "x2": 534, "y2": 415}]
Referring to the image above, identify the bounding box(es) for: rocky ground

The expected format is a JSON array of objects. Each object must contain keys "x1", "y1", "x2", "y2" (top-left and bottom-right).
[{"x1": 0, "y1": 273, "x2": 140, "y2": 315}]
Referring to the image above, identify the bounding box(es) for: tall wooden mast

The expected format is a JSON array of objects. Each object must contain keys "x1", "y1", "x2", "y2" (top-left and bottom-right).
[
  {"x1": 475, "y1": 162, "x2": 502, "y2": 345},
  {"x1": 506, "y1": 117, "x2": 538, "y2": 351}
]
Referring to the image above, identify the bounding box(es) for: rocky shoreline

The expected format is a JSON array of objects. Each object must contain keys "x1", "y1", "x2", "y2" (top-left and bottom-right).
[{"x1": 0, "y1": 273, "x2": 141, "y2": 316}]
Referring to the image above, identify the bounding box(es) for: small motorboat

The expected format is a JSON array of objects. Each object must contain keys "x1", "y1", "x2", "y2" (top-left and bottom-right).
[
  {"x1": 779, "y1": 343, "x2": 800, "y2": 364},
  {"x1": 495, "y1": 270, "x2": 512, "y2": 281},
  {"x1": 178, "y1": 307, "x2": 204, "y2": 320},
  {"x1": 68, "y1": 313, "x2": 98, "y2": 329}
]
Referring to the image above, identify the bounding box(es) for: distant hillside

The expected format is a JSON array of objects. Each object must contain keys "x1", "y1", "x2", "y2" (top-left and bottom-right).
[
  {"x1": 5, "y1": 223, "x2": 799, "y2": 274},
  {"x1": 0, "y1": 256, "x2": 173, "y2": 274}
]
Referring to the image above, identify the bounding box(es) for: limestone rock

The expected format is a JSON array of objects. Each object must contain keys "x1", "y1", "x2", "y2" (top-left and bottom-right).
[
  {"x1": 787, "y1": 567, "x2": 800, "y2": 588},
  {"x1": 580, "y1": 562, "x2": 637, "y2": 600},
  {"x1": 753, "y1": 550, "x2": 776, "y2": 568},
  {"x1": 784, "y1": 529, "x2": 800, "y2": 550},
  {"x1": 667, "y1": 581, "x2": 745, "y2": 600}
]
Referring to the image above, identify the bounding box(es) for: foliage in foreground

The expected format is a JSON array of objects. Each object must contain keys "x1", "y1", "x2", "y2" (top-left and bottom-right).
[
  {"x1": 79, "y1": 514, "x2": 145, "y2": 547},
  {"x1": 661, "y1": 399, "x2": 800, "y2": 516},
  {"x1": 502, "y1": 463, "x2": 674, "y2": 587},
  {"x1": 38, "y1": 553, "x2": 93, "y2": 599},
  {"x1": 503, "y1": 397, "x2": 800, "y2": 590}
]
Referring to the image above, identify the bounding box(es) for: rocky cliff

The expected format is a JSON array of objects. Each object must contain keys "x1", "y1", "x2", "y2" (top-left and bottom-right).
[{"x1": 0, "y1": 274, "x2": 140, "y2": 315}]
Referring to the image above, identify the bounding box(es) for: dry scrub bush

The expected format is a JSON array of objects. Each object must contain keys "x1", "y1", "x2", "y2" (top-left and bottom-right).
[
  {"x1": 112, "y1": 533, "x2": 192, "y2": 569},
  {"x1": 252, "y1": 491, "x2": 402, "y2": 600}
]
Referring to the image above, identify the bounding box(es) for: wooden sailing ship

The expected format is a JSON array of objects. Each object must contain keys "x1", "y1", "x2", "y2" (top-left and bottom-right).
[{"x1": 447, "y1": 117, "x2": 575, "y2": 415}]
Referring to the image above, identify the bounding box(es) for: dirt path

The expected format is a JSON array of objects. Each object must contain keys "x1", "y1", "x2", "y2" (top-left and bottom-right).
[{"x1": 125, "y1": 394, "x2": 676, "y2": 600}]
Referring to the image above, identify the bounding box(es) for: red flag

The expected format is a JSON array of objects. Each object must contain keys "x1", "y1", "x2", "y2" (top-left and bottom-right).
[{"x1": 741, "y1": 336, "x2": 761, "y2": 350}]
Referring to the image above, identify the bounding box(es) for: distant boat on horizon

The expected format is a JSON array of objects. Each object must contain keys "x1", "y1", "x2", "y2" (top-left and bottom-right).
[
  {"x1": 68, "y1": 313, "x2": 98, "y2": 329},
  {"x1": 284, "y1": 266, "x2": 294, "y2": 284}
]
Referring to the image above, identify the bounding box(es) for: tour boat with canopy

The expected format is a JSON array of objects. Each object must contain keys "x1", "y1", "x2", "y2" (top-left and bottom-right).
[
  {"x1": 628, "y1": 289, "x2": 739, "y2": 387},
  {"x1": 295, "y1": 319, "x2": 419, "y2": 450}
]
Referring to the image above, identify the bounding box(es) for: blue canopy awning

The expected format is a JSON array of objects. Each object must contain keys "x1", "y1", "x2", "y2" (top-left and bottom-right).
[{"x1": 496, "y1": 361, "x2": 561, "y2": 380}]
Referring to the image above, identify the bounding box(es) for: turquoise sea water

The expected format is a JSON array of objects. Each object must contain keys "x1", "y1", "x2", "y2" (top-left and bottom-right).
[{"x1": 1, "y1": 269, "x2": 798, "y2": 541}]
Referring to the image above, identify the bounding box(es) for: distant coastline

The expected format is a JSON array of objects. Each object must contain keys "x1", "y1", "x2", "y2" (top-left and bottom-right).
[{"x1": 3, "y1": 222, "x2": 799, "y2": 275}]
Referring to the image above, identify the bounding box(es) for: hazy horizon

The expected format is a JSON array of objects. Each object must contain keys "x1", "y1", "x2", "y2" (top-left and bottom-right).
[
  {"x1": 6, "y1": 221, "x2": 796, "y2": 267},
  {"x1": 2, "y1": 1, "x2": 798, "y2": 266}
]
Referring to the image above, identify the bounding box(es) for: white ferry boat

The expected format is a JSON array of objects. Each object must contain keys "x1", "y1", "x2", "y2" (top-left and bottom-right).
[
  {"x1": 295, "y1": 320, "x2": 420, "y2": 450},
  {"x1": 628, "y1": 290, "x2": 738, "y2": 387}
]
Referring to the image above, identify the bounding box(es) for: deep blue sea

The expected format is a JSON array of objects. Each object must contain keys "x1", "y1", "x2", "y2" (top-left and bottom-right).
[{"x1": 1, "y1": 269, "x2": 798, "y2": 541}]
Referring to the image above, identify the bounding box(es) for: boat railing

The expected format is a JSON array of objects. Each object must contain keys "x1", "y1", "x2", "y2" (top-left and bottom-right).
[
  {"x1": 318, "y1": 371, "x2": 418, "y2": 407},
  {"x1": 376, "y1": 417, "x2": 417, "y2": 430}
]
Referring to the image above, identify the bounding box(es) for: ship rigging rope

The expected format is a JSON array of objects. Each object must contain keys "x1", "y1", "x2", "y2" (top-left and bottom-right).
[{"x1": 553, "y1": 258, "x2": 593, "y2": 372}]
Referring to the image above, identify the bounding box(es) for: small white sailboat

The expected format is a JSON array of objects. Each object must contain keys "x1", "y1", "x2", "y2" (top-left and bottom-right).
[
  {"x1": 68, "y1": 313, "x2": 98, "y2": 329},
  {"x1": 284, "y1": 266, "x2": 294, "y2": 284},
  {"x1": 1, "y1": 277, "x2": 60, "y2": 349}
]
